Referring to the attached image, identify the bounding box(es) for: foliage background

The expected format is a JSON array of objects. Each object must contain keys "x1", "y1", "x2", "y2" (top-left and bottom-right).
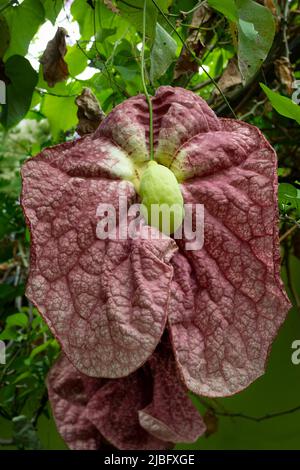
[{"x1": 0, "y1": 0, "x2": 300, "y2": 450}]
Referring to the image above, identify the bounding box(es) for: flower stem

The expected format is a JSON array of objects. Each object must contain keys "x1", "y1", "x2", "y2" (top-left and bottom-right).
[{"x1": 141, "y1": 0, "x2": 154, "y2": 160}]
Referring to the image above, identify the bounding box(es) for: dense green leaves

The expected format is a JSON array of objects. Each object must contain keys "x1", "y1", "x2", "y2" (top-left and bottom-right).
[
  {"x1": 0, "y1": 56, "x2": 38, "y2": 128},
  {"x1": 117, "y1": 0, "x2": 171, "y2": 45},
  {"x1": 261, "y1": 84, "x2": 300, "y2": 125},
  {"x1": 71, "y1": 0, "x2": 99, "y2": 40},
  {"x1": 3, "y1": 0, "x2": 45, "y2": 59}
]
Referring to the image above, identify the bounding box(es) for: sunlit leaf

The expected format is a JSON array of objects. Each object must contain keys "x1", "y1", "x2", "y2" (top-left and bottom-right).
[
  {"x1": 43, "y1": 0, "x2": 63, "y2": 24},
  {"x1": 6, "y1": 313, "x2": 28, "y2": 328},
  {"x1": 42, "y1": 94, "x2": 77, "y2": 141},
  {"x1": 65, "y1": 45, "x2": 88, "y2": 77},
  {"x1": 3, "y1": 0, "x2": 45, "y2": 59},
  {"x1": 261, "y1": 83, "x2": 300, "y2": 125},
  {"x1": 150, "y1": 23, "x2": 177, "y2": 82}
]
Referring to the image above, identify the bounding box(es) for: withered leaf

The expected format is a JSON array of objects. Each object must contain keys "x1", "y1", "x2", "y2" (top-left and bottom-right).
[
  {"x1": 215, "y1": 58, "x2": 242, "y2": 94},
  {"x1": 173, "y1": 5, "x2": 212, "y2": 80},
  {"x1": 75, "y1": 88, "x2": 105, "y2": 136},
  {"x1": 275, "y1": 56, "x2": 294, "y2": 95},
  {"x1": 190, "y1": 4, "x2": 212, "y2": 28},
  {"x1": 103, "y1": 0, "x2": 119, "y2": 14},
  {"x1": 40, "y1": 27, "x2": 69, "y2": 88},
  {"x1": 203, "y1": 409, "x2": 219, "y2": 438}
]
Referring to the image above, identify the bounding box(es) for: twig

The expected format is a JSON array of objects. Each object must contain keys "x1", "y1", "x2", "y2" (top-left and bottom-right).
[
  {"x1": 215, "y1": 404, "x2": 300, "y2": 422},
  {"x1": 280, "y1": 223, "x2": 298, "y2": 243},
  {"x1": 283, "y1": 0, "x2": 290, "y2": 59},
  {"x1": 197, "y1": 395, "x2": 300, "y2": 423},
  {"x1": 238, "y1": 98, "x2": 267, "y2": 121},
  {"x1": 36, "y1": 88, "x2": 77, "y2": 98},
  {"x1": 32, "y1": 390, "x2": 49, "y2": 427},
  {"x1": 0, "y1": 438, "x2": 14, "y2": 446},
  {"x1": 191, "y1": 75, "x2": 221, "y2": 92}
]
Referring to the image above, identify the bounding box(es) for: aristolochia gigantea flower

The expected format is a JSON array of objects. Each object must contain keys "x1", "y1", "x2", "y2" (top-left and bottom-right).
[{"x1": 21, "y1": 86, "x2": 290, "y2": 450}]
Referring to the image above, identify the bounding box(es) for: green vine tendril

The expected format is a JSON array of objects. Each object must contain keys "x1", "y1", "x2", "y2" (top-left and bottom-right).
[{"x1": 141, "y1": 0, "x2": 154, "y2": 161}]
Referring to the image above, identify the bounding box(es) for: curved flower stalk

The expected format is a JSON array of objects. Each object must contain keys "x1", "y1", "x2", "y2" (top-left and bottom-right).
[{"x1": 21, "y1": 86, "x2": 291, "y2": 449}]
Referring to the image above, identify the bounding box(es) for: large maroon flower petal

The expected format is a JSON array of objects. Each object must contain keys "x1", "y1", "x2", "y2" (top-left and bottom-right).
[
  {"x1": 167, "y1": 119, "x2": 291, "y2": 397},
  {"x1": 84, "y1": 371, "x2": 169, "y2": 450},
  {"x1": 21, "y1": 136, "x2": 177, "y2": 378},
  {"x1": 47, "y1": 354, "x2": 103, "y2": 450},
  {"x1": 95, "y1": 86, "x2": 220, "y2": 166},
  {"x1": 138, "y1": 340, "x2": 205, "y2": 443},
  {"x1": 48, "y1": 343, "x2": 205, "y2": 450},
  {"x1": 22, "y1": 85, "x2": 290, "y2": 401}
]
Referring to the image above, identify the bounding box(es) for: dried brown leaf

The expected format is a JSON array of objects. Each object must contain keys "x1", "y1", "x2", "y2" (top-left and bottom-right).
[
  {"x1": 203, "y1": 410, "x2": 218, "y2": 438},
  {"x1": 190, "y1": 4, "x2": 212, "y2": 28},
  {"x1": 40, "y1": 27, "x2": 69, "y2": 88},
  {"x1": 264, "y1": 0, "x2": 277, "y2": 17},
  {"x1": 275, "y1": 57, "x2": 294, "y2": 95},
  {"x1": 173, "y1": 5, "x2": 213, "y2": 80},
  {"x1": 216, "y1": 58, "x2": 242, "y2": 94},
  {"x1": 103, "y1": 0, "x2": 119, "y2": 14},
  {"x1": 75, "y1": 88, "x2": 105, "y2": 136}
]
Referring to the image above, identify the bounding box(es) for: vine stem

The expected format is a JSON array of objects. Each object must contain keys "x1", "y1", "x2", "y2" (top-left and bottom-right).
[
  {"x1": 150, "y1": 0, "x2": 237, "y2": 119},
  {"x1": 141, "y1": 0, "x2": 154, "y2": 160}
]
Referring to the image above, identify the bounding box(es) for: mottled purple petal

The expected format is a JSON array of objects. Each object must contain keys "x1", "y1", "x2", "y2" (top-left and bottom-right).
[
  {"x1": 168, "y1": 119, "x2": 291, "y2": 396},
  {"x1": 22, "y1": 138, "x2": 177, "y2": 378},
  {"x1": 139, "y1": 340, "x2": 205, "y2": 443}
]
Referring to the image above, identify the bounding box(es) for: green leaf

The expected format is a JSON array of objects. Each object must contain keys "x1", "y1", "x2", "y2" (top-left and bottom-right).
[
  {"x1": 3, "y1": 0, "x2": 45, "y2": 59},
  {"x1": 6, "y1": 313, "x2": 28, "y2": 328},
  {"x1": 207, "y1": 0, "x2": 238, "y2": 22},
  {"x1": 0, "y1": 55, "x2": 38, "y2": 128},
  {"x1": 65, "y1": 45, "x2": 88, "y2": 77},
  {"x1": 0, "y1": 327, "x2": 18, "y2": 340},
  {"x1": 0, "y1": 283, "x2": 16, "y2": 300},
  {"x1": 236, "y1": 0, "x2": 275, "y2": 82},
  {"x1": 43, "y1": 0, "x2": 63, "y2": 24},
  {"x1": 278, "y1": 183, "x2": 300, "y2": 215},
  {"x1": 29, "y1": 339, "x2": 57, "y2": 360},
  {"x1": 95, "y1": 27, "x2": 117, "y2": 43},
  {"x1": 42, "y1": 94, "x2": 77, "y2": 141},
  {"x1": 260, "y1": 84, "x2": 300, "y2": 125},
  {"x1": 71, "y1": 0, "x2": 99, "y2": 40},
  {"x1": 0, "y1": 15, "x2": 10, "y2": 58},
  {"x1": 13, "y1": 371, "x2": 32, "y2": 384},
  {"x1": 117, "y1": 0, "x2": 162, "y2": 46},
  {"x1": 150, "y1": 23, "x2": 177, "y2": 82}
]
